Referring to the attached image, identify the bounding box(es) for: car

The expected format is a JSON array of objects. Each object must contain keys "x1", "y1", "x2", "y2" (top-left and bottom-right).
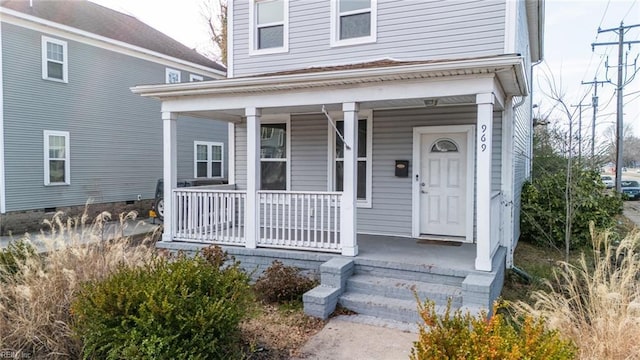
[
  {"x1": 152, "y1": 178, "x2": 227, "y2": 221},
  {"x1": 621, "y1": 179, "x2": 640, "y2": 200},
  {"x1": 600, "y1": 175, "x2": 615, "y2": 189}
]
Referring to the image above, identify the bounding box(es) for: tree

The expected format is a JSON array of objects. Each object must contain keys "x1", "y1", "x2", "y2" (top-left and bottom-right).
[{"x1": 201, "y1": 0, "x2": 227, "y2": 65}]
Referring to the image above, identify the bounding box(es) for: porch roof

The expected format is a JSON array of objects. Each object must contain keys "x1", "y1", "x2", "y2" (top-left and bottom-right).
[{"x1": 131, "y1": 55, "x2": 526, "y2": 120}]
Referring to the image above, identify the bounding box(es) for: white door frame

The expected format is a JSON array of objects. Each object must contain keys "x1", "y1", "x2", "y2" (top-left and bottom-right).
[{"x1": 412, "y1": 125, "x2": 475, "y2": 243}]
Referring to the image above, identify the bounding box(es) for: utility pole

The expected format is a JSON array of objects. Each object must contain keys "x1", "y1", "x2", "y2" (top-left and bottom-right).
[
  {"x1": 570, "y1": 102, "x2": 591, "y2": 161},
  {"x1": 592, "y1": 22, "x2": 640, "y2": 193},
  {"x1": 581, "y1": 78, "x2": 608, "y2": 165}
]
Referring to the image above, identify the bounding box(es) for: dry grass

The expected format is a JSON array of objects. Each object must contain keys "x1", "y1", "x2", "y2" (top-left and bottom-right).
[
  {"x1": 0, "y1": 210, "x2": 158, "y2": 359},
  {"x1": 240, "y1": 303, "x2": 326, "y2": 359},
  {"x1": 515, "y1": 226, "x2": 640, "y2": 360}
]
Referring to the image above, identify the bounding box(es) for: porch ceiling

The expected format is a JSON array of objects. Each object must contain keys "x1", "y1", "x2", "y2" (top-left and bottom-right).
[{"x1": 132, "y1": 55, "x2": 525, "y2": 120}]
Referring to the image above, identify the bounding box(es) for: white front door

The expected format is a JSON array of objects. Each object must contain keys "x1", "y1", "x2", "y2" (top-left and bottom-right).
[{"x1": 419, "y1": 132, "x2": 467, "y2": 237}]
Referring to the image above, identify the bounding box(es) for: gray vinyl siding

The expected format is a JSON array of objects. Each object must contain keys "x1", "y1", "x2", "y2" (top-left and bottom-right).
[
  {"x1": 177, "y1": 117, "x2": 229, "y2": 180},
  {"x1": 1, "y1": 23, "x2": 227, "y2": 211},
  {"x1": 231, "y1": 0, "x2": 506, "y2": 77},
  {"x1": 233, "y1": 106, "x2": 502, "y2": 238}
]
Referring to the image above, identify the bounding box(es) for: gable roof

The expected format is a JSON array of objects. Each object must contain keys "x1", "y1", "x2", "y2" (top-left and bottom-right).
[{"x1": 0, "y1": 0, "x2": 226, "y2": 73}]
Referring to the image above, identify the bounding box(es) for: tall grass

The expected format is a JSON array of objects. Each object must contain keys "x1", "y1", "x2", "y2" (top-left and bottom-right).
[
  {"x1": 0, "y1": 211, "x2": 158, "y2": 359},
  {"x1": 516, "y1": 226, "x2": 640, "y2": 359}
]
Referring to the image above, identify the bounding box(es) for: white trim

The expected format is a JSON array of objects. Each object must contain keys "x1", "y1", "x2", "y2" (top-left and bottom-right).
[
  {"x1": 41, "y1": 36, "x2": 68, "y2": 83},
  {"x1": 327, "y1": 110, "x2": 373, "y2": 208},
  {"x1": 501, "y1": 101, "x2": 515, "y2": 267},
  {"x1": 193, "y1": 141, "x2": 224, "y2": 179},
  {"x1": 165, "y1": 68, "x2": 181, "y2": 84},
  {"x1": 249, "y1": 0, "x2": 289, "y2": 56},
  {"x1": 412, "y1": 125, "x2": 474, "y2": 243},
  {"x1": 0, "y1": 23, "x2": 5, "y2": 212},
  {"x1": 227, "y1": 0, "x2": 234, "y2": 78},
  {"x1": 260, "y1": 115, "x2": 291, "y2": 190},
  {"x1": 189, "y1": 74, "x2": 204, "y2": 82},
  {"x1": 1, "y1": 8, "x2": 225, "y2": 78},
  {"x1": 43, "y1": 130, "x2": 70, "y2": 186},
  {"x1": 504, "y1": 0, "x2": 517, "y2": 54},
  {"x1": 330, "y1": 0, "x2": 377, "y2": 48},
  {"x1": 228, "y1": 122, "x2": 236, "y2": 183}
]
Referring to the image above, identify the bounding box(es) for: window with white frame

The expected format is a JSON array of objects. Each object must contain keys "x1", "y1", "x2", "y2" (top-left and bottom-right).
[
  {"x1": 166, "y1": 68, "x2": 181, "y2": 83},
  {"x1": 194, "y1": 141, "x2": 224, "y2": 178},
  {"x1": 330, "y1": 114, "x2": 372, "y2": 206},
  {"x1": 331, "y1": 0, "x2": 377, "y2": 46},
  {"x1": 41, "y1": 36, "x2": 68, "y2": 82},
  {"x1": 260, "y1": 122, "x2": 288, "y2": 190},
  {"x1": 190, "y1": 74, "x2": 204, "y2": 82},
  {"x1": 251, "y1": 0, "x2": 288, "y2": 53},
  {"x1": 44, "y1": 130, "x2": 70, "y2": 185}
]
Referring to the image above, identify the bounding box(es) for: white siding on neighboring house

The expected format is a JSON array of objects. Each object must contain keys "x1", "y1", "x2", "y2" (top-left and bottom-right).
[{"x1": 231, "y1": 0, "x2": 506, "y2": 77}]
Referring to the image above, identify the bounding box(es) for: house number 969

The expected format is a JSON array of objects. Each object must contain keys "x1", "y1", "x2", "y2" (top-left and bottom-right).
[{"x1": 480, "y1": 124, "x2": 487, "y2": 152}]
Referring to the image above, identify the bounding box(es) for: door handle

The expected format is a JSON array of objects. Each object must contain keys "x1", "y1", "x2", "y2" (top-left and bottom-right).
[{"x1": 421, "y1": 190, "x2": 428, "y2": 194}]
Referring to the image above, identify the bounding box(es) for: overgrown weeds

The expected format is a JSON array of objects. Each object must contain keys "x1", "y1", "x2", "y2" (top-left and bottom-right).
[
  {"x1": 515, "y1": 226, "x2": 640, "y2": 359},
  {"x1": 254, "y1": 260, "x2": 318, "y2": 304},
  {"x1": 0, "y1": 210, "x2": 157, "y2": 359}
]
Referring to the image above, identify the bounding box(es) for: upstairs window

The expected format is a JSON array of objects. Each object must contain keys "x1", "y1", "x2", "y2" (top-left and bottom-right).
[
  {"x1": 44, "y1": 130, "x2": 70, "y2": 185},
  {"x1": 166, "y1": 68, "x2": 181, "y2": 83},
  {"x1": 331, "y1": 0, "x2": 377, "y2": 47},
  {"x1": 42, "y1": 36, "x2": 68, "y2": 82},
  {"x1": 251, "y1": 0, "x2": 288, "y2": 54},
  {"x1": 194, "y1": 141, "x2": 224, "y2": 178},
  {"x1": 189, "y1": 74, "x2": 204, "y2": 82}
]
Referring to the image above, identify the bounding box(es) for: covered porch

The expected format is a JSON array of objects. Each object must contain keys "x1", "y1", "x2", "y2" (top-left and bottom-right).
[{"x1": 132, "y1": 56, "x2": 529, "y2": 273}]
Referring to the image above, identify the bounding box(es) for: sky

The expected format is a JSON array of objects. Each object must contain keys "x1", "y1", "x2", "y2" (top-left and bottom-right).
[{"x1": 91, "y1": 0, "x2": 640, "y2": 137}]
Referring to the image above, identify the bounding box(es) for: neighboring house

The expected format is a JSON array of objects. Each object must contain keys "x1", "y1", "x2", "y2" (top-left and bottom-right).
[
  {"x1": 0, "y1": 0, "x2": 230, "y2": 234},
  {"x1": 133, "y1": 0, "x2": 545, "y2": 322}
]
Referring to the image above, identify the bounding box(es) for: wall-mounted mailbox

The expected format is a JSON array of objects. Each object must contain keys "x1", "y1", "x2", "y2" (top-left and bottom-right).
[{"x1": 395, "y1": 160, "x2": 409, "y2": 177}]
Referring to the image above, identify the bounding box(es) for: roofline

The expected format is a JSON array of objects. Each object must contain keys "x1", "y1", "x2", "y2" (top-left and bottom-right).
[
  {"x1": 132, "y1": 55, "x2": 527, "y2": 98},
  {"x1": 0, "y1": 7, "x2": 227, "y2": 78},
  {"x1": 526, "y1": 0, "x2": 545, "y2": 62}
]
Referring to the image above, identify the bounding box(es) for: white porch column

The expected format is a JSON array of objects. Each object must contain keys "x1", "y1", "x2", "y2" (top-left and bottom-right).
[
  {"x1": 162, "y1": 111, "x2": 177, "y2": 242},
  {"x1": 475, "y1": 93, "x2": 494, "y2": 271},
  {"x1": 245, "y1": 107, "x2": 261, "y2": 249},
  {"x1": 341, "y1": 102, "x2": 359, "y2": 256}
]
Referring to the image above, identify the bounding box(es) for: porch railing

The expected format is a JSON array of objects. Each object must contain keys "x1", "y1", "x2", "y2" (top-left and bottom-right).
[
  {"x1": 257, "y1": 191, "x2": 342, "y2": 252},
  {"x1": 173, "y1": 188, "x2": 246, "y2": 245},
  {"x1": 490, "y1": 191, "x2": 502, "y2": 257}
]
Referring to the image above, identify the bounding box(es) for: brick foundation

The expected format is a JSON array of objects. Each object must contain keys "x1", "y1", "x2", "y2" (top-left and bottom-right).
[{"x1": 0, "y1": 199, "x2": 154, "y2": 236}]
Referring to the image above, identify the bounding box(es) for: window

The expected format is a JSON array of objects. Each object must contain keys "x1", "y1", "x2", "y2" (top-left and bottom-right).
[
  {"x1": 166, "y1": 68, "x2": 181, "y2": 83},
  {"x1": 331, "y1": 0, "x2": 377, "y2": 47},
  {"x1": 250, "y1": 0, "x2": 288, "y2": 54},
  {"x1": 194, "y1": 141, "x2": 224, "y2": 178},
  {"x1": 190, "y1": 74, "x2": 204, "y2": 82},
  {"x1": 431, "y1": 139, "x2": 459, "y2": 152},
  {"x1": 261, "y1": 122, "x2": 288, "y2": 190},
  {"x1": 44, "y1": 130, "x2": 70, "y2": 185},
  {"x1": 330, "y1": 112, "x2": 372, "y2": 207},
  {"x1": 41, "y1": 36, "x2": 68, "y2": 82}
]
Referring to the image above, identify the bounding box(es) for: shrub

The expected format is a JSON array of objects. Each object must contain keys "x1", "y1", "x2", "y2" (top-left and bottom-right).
[
  {"x1": 520, "y1": 168, "x2": 622, "y2": 249},
  {"x1": 71, "y1": 248, "x2": 252, "y2": 360},
  {"x1": 0, "y1": 238, "x2": 37, "y2": 282},
  {"x1": 253, "y1": 260, "x2": 317, "y2": 304},
  {"x1": 0, "y1": 211, "x2": 155, "y2": 359},
  {"x1": 515, "y1": 228, "x2": 640, "y2": 359},
  {"x1": 410, "y1": 299, "x2": 576, "y2": 360}
]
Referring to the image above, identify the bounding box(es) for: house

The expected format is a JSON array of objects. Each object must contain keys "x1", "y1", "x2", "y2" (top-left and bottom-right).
[
  {"x1": 132, "y1": 0, "x2": 545, "y2": 322},
  {"x1": 0, "y1": 0, "x2": 230, "y2": 234}
]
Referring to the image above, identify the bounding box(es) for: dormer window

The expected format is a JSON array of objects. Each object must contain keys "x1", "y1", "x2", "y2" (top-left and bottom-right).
[
  {"x1": 41, "y1": 36, "x2": 68, "y2": 82},
  {"x1": 250, "y1": 0, "x2": 289, "y2": 55},
  {"x1": 331, "y1": 0, "x2": 377, "y2": 47}
]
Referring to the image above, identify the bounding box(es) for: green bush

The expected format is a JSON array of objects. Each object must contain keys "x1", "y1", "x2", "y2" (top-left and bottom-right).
[
  {"x1": 410, "y1": 300, "x2": 576, "y2": 360},
  {"x1": 253, "y1": 260, "x2": 317, "y2": 304},
  {"x1": 520, "y1": 168, "x2": 622, "y2": 249},
  {"x1": 0, "y1": 239, "x2": 38, "y2": 282},
  {"x1": 71, "y1": 248, "x2": 252, "y2": 360}
]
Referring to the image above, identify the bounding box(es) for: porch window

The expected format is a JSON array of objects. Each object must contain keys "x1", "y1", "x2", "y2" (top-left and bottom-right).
[
  {"x1": 251, "y1": 0, "x2": 288, "y2": 54},
  {"x1": 331, "y1": 0, "x2": 377, "y2": 47},
  {"x1": 43, "y1": 130, "x2": 70, "y2": 185},
  {"x1": 42, "y1": 36, "x2": 68, "y2": 83},
  {"x1": 194, "y1": 141, "x2": 224, "y2": 178},
  {"x1": 331, "y1": 114, "x2": 373, "y2": 207},
  {"x1": 261, "y1": 123, "x2": 288, "y2": 190}
]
